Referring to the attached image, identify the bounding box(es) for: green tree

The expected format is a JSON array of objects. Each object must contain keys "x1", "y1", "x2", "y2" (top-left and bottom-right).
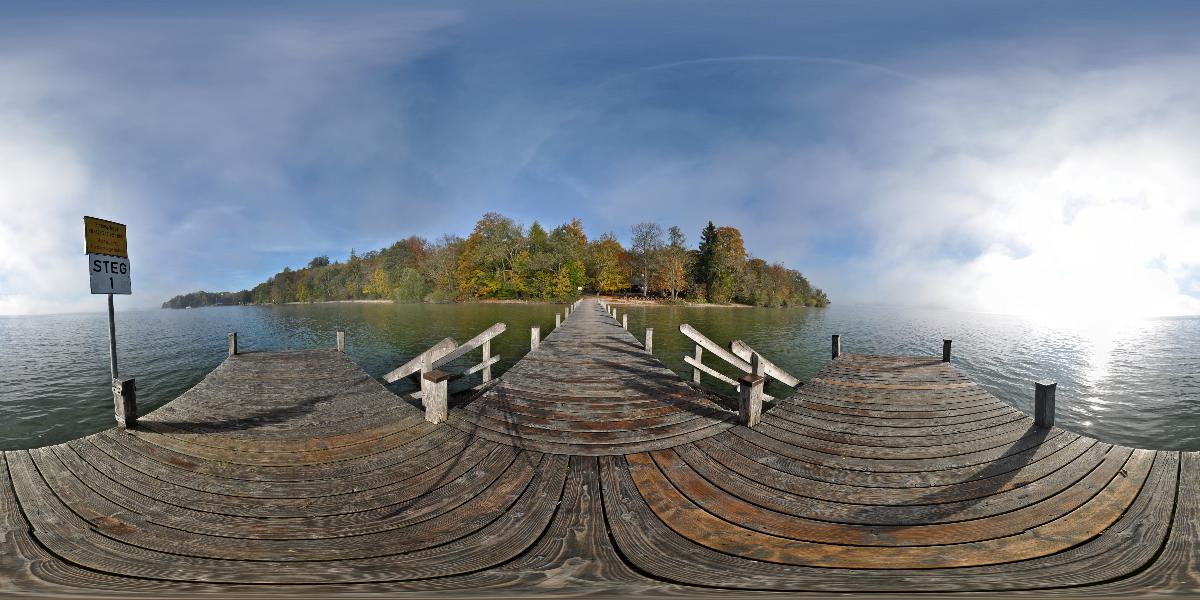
[
  {"x1": 693, "y1": 221, "x2": 719, "y2": 301},
  {"x1": 393, "y1": 268, "x2": 426, "y2": 302}
]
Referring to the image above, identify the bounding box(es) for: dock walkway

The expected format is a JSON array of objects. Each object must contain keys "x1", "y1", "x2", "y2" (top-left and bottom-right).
[{"x1": 1, "y1": 300, "x2": 1196, "y2": 596}]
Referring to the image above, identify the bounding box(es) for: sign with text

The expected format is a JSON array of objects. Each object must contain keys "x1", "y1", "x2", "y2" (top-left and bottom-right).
[
  {"x1": 83, "y1": 216, "x2": 128, "y2": 258},
  {"x1": 89, "y1": 254, "x2": 131, "y2": 294}
]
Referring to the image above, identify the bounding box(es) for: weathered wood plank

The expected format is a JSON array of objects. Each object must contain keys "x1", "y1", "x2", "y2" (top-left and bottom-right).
[{"x1": 0, "y1": 298, "x2": 1185, "y2": 596}]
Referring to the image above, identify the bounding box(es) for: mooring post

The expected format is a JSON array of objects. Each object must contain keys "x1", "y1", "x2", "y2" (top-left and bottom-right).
[
  {"x1": 738, "y1": 354, "x2": 766, "y2": 427},
  {"x1": 227, "y1": 331, "x2": 237, "y2": 357},
  {"x1": 336, "y1": 330, "x2": 345, "y2": 352},
  {"x1": 692, "y1": 345, "x2": 703, "y2": 383},
  {"x1": 112, "y1": 376, "x2": 136, "y2": 429},
  {"x1": 421, "y1": 369, "x2": 450, "y2": 424},
  {"x1": 622, "y1": 314, "x2": 628, "y2": 329},
  {"x1": 481, "y1": 339, "x2": 492, "y2": 383},
  {"x1": 531, "y1": 326, "x2": 541, "y2": 351},
  {"x1": 943, "y1": 339, "x2": 952, "y2": 362},
  {"x1": 556, "y1": 313, "x2": 561, "y2": 328},
  {"x1": 1035, "y1": 381, "x2": 1057, "y2": 428},
  {"x1": 645, "y1": 327, "x2": 654, "y2": 353},
  {"x1": 832, "y1": 334, "x2": 841, "y2": 359}
]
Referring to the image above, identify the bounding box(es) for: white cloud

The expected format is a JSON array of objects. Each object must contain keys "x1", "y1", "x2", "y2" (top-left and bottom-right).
[
  {"x1": 2, "y1": 8, "x2": 1197, "y2": 319},
  {"x1": 0, "y1": 8, "x2": 461, "y2": 315},
  {"x1": 0, "y1": 120, "x2": 94, "y2": 315},
  {"x1": 575, "y1": 42, "x2": 1200, "y2": 317},
  {"x1": 844, "y1": 49, "x2": 1200, "y2": 317}
]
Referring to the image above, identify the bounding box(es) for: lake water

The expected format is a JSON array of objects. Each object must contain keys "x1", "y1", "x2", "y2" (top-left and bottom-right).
[{"x1": 1, "y1": 302, "x2": 1196, "y2": 451}]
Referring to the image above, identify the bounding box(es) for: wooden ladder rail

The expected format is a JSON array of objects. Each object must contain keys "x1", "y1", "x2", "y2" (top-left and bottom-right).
[
  {"x1": 381, "y1": 322, "x2": 507, "y2": 423},
  {"x1": 678, "y1": 323, "x2": 800, "y2": 426}
]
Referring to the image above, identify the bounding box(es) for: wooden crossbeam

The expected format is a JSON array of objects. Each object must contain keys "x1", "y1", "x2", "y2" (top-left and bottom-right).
[
  {"x1": 382, "y1": 337, "x2": 458, "y2": 383},
  {"x1": 432, "y1": 323, "x2": 507, "y2": 370},
  {"x1": 683, "y1": 355, "x2": 775, "y2": 401},
  {"x1": 730, "y1": 340, "x2": 799, "y2": 386}
]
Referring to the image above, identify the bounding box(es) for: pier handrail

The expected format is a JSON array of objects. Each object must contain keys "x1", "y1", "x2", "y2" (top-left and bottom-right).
[
  {"x1": 382, "y1": 322, "x2": 506, "y2": 384},
  {"x1": 679, "y1": 323, "x2": 800, "y2": 402},
  {"x1": 382, "y1": 337, "x2": 458, "y2": 383},
  {"x1": 384, "y1": 322, "x2": 507, "y2": 424},
  {"x1": 729, "y1": 339, "x2": 800, "y2": 386}
]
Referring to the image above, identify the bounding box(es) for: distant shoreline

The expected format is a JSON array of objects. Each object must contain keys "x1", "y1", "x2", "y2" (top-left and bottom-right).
[
  {"x1": 283, "y1": 299, "x2": 392, "y2": 305},
  {"x1": 596, "y1": 296, "x2": 753, "y2": 308},
  {"x1": 164, "y1": 297, "x2": 761, "y2": 309}
]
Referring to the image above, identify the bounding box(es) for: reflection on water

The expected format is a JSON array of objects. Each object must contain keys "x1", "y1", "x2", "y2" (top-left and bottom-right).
[{"x1": 1, "y1": 302, "x2": 1197, "y2": 451}]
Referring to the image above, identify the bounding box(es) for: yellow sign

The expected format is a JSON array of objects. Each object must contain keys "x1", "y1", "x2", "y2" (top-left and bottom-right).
[{"x1": 84, "y1": 216, "x2": 128, "y2": 258}]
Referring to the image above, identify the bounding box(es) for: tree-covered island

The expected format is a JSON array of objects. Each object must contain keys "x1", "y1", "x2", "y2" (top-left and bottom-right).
[{"x1": 163, "y1": 213, "x2": 829, "y2": 309}]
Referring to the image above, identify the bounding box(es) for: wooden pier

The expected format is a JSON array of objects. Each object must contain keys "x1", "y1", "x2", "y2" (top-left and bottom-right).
[{"x1": 1, "y1": 299, "x2": 1196, "y2": 596}]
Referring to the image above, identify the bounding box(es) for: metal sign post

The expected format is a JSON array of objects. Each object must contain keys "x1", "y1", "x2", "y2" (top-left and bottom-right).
[
  {"x1": 84, "y1": 216, "x2": 136, "y2": 427},
  {"x1": 108, "y1": 293, "x2": 118, "y2": 380}
]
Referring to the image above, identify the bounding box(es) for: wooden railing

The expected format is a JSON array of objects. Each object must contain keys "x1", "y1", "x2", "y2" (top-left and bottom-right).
[
  {"x1": 679, "y1": 323, "x2": 799, "y2": 426},
  {"x1": 382, "y1": 322, "x2": 506, "y2": 424}
]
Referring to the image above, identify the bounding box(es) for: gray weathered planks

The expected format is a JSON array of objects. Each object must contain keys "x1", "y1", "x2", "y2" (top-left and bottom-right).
[{"x1": 0, "y1": 299, "x2": 1191, "y2": 597}]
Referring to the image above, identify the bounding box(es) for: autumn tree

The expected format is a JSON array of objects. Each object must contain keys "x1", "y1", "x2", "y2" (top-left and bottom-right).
[
  {"x1": 424, "y1": 235, "x2": 464, "y2": 301},
  {"x1": 162, "y1": 212, "x2": 829, "y2": 308},
  {"x1": 456, "y1": 213, "x2": 527, "y2": 298},
  {"x1": 630, "y1": 222, "x2": 664, "y2": 296},
  {"x1": 585, "y1": 233, "x2": 629, "y2": 293},
  {"x1": 659, "y1": 225, "x2": 690, "y2": 299}
]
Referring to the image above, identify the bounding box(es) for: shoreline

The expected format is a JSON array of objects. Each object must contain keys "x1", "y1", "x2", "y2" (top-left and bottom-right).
[
  {"x1": 596, "y1": 296, "x2": 753, "y2": 308},
  {"x1": 283, "y1": 299, "x2": 392, "y2": 305},
  {"x1": 166, "y1": 297, "x2": 761, "y2": 309}
]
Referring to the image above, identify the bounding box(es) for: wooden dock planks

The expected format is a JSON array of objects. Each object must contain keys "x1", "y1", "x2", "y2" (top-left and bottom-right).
[
  {"x1": 447, "y1": 300, "x2": 736, "y2": 455},
  {"x1": 0, "y1": 299, "x2": 1192, "y2": 597}
]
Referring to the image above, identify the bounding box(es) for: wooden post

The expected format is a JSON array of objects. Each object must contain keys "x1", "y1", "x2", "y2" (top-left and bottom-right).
[
  {"x1": 336, "y1": 330, "x2": 345, "y2": 352},
  {"x1": 832, "y1": 334, "x2": 841, "y2": 359},
  {"x1": 692, "y1": 345, "x2": 703, "y2": 383},
  {"x1": 481, "y1": 339, "x2": 492, "y2": 383},
  {"x1": 531, "y1": 326, "x2": 540, "y2": 351},
  {"x1": 622, "y1": 314, "x2": 628, "y2": 329},
  {"x1": 645, "y1": 328, "x2": 653, "y2": 353},
  {"x1": 1035, "y1": 381, "x2": 1057, "y2": 428},
  {"x1": 738, "y1": 359, "x2": 765, "y2": 427},
  {"x1": 943, "y1": 339, "x2": 952, "y2": 362},
  {"x1": 227, "y1": 332, "x2": 237, "y2": 357},
  {"x1": 556, "y1": 313, "x2": 561, "y2": 328},
  {"x1": 112, "y1": 376, "x2": 136, "y2": 429},
  {"x1": 421, "y1": 369, "x2": 450, "y2": 424}
]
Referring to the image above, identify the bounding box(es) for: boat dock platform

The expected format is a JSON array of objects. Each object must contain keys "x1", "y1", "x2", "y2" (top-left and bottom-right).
[{"x1": 2, "y1": 299, "x2": 1195, "y2": 596}]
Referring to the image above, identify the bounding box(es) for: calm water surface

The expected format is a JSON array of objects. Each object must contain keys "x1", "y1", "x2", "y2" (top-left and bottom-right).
[{"x1": 1, "y1": 302, "x2": 1196, "y2": 450}]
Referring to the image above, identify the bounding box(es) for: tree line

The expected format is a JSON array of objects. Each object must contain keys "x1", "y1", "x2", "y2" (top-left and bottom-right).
[{"x1": 162, "y1": 212, "x2": 829, "y2": 309}]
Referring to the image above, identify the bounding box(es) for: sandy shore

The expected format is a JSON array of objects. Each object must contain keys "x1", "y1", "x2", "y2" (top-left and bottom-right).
[
  {"x1": 595, "y1": 296, "x2": 752, "y2": 308},
  {"x1": 282, "y1": 297, "x2": 749, "y2": 307},
  {"x1": 284, "y1": 299, "x2": 393, "y2": 305}
]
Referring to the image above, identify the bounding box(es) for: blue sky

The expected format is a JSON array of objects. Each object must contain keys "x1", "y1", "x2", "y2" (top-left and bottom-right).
[{"x1": 2, "y1": 1, "x2": 1199, "y2": 317}]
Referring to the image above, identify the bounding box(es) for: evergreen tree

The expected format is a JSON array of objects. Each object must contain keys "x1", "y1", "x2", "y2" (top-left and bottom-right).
[{"x1": 694, "y1": 221, "x2": 719, "y2": 301}]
